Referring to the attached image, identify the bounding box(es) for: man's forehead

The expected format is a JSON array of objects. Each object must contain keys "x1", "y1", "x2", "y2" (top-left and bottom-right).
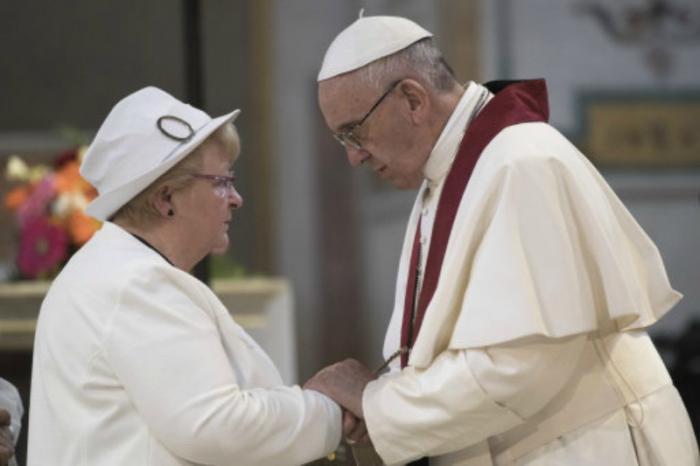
[
  {"x1": 319, "y1": 76, "x2": 371, "y2": 128},
  {"x1": 319, "y1": 74, "x2": 363, "y2": 99}
]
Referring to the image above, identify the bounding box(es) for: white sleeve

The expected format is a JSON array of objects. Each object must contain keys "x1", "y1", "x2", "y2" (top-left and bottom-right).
[
  {"x1": 363, "y1": 334, "x2": 586, "y2": 464},
  {"x1": 104, "y1": 266, "x2": 341, "y2": 466}
]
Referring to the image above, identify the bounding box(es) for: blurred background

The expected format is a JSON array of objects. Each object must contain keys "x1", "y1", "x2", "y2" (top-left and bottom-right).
[{"x1": 1, "y1": 0, "x2": 699, "y2": 463}]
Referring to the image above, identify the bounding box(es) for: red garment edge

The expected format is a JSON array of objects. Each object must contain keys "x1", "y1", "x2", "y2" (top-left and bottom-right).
[{"x1": 400, "y1": 79, "x2": 550, "y2": 367}]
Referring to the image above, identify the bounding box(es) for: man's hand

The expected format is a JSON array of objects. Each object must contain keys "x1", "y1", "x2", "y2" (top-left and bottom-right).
[
  {"x1": 304, "y1": 358, "x2": 375, "y2": 418},
  {"x1": 0, "y1": 409, "x2": 15, "y2": 466}
]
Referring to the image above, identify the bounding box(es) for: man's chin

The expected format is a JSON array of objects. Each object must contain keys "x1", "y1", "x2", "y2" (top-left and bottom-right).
[{"x1": 389, "y1": 176, "x2": 422, "y2": 190}]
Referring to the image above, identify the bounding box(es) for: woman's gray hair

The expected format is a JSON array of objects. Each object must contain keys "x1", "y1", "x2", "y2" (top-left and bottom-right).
[{"x1": 356, "y1": 38, "x2": 457, "y2": 92}]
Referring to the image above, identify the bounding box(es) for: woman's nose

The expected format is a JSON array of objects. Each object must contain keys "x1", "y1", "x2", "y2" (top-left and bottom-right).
[{"x1": 229, "y1": 187, "x2": 243, "y2": 209}]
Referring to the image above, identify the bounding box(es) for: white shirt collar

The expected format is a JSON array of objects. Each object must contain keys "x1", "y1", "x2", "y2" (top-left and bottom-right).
[{"x1": 423, "y1": 81, "x2": 492, "y2": 186}]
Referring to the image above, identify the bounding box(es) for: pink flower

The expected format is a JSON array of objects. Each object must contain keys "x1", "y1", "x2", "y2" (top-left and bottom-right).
[
  {"x1": 16, "y1": 175, "x2": 57, "y2": 227},
  {"x1": 17, "y1": 217, "x2": 69, "y2": 279}
]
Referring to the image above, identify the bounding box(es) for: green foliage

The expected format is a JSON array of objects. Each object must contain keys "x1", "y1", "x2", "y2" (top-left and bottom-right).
[{"x1": 209, "y1": 253, "x2": 248, "y2": 279}]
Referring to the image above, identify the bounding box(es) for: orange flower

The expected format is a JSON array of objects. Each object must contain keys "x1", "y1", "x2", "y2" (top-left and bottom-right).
[
  {"x1": 55, "y1": 160, "x2": 92, "y2": 194},
  {"x1": 3, "y1": 186, "x2": 30, "y2": 211},
  {"x1": 84, "y1": 185, "x2": 98, "y2": 201},
  {"x1": 67, "y1": 210, "x2": 101, "y2": 245}
]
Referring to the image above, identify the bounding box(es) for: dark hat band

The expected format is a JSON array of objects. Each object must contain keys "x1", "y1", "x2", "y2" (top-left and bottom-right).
[{"x1": 156, "y1": 115, "x2": 194, "y2": 142}]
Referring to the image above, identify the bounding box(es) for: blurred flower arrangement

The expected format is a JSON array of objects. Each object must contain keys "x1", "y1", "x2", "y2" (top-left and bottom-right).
[{"x1": 3, "y1": 147, "x2": 101, "y2": 280}]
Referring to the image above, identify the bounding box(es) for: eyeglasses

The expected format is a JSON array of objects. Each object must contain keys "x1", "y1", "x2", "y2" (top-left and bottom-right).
[
  {"x1": 190, "y1": 173, "x2": 236, "y2": 197},
  {"x1": 332, "y1": 80, "x2": 401, "y2": 150}
]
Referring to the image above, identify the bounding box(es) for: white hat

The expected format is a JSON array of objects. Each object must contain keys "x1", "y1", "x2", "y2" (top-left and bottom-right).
[
  {"x1": 80, "y1": 87, "x2": 240, "y2": 221},
  {"x1": 318, "y1": 14, "x2": 432, "y2": 81}
]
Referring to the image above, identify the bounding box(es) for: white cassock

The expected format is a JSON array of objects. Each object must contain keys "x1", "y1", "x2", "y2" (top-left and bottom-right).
[
  {"x1": 28, "y1": 222, "x2": 341, "y2": 466},
  {"x1": 363, "y1": 82, "x2": 699, "y2": 466}
]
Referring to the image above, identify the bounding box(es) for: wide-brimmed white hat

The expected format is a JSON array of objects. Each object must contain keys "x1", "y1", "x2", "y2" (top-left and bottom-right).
[
  {"x1": 80, "y1": 86, "x2": 240, "y2": 221},
  {"x1": 318, "y1": 13, "x2": 432, "y2": 81}
]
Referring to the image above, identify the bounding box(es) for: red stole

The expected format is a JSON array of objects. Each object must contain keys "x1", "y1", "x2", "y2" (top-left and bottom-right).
[{"x1": 400, "y1": 79, "x2": 550, "y2": 367}]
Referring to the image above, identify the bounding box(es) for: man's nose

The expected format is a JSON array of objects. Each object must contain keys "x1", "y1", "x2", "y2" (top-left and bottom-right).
[{"x1": 346, "y1": 145, "x2": 369, "y2": 168}]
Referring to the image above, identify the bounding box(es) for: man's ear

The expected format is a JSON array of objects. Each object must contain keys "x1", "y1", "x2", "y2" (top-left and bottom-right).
[
  {"x1": 152, "y1": 185, "x2": 174, "y2": 218},
  {"x1": 399, "y1": 79, "x2": 429, "y2": 124}
]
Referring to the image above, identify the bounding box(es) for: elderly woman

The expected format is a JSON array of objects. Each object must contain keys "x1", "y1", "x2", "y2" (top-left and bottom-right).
[{"x1": 27, "y1": 87, "x2": 341, "y2": 465}]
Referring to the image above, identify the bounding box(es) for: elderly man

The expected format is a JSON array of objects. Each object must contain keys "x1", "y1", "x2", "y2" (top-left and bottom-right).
[{"x1": 305, "y1": 14, "x2": 699, "y2": 466}]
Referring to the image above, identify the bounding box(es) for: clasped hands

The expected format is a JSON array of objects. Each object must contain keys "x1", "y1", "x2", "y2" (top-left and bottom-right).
[{"x1": 304, "y1": 359, "x2": 376, "y2": 445}]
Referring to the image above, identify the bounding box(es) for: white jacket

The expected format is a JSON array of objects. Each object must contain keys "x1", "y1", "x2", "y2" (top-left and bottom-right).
[{"x1": 28, "y1": 222, "x2": 341, "y2": 465}]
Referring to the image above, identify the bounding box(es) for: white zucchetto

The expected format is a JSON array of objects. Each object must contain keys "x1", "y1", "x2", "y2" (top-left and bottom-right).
[{"x1": 318, "y1": 14, "x2": 433, "y2": 82}]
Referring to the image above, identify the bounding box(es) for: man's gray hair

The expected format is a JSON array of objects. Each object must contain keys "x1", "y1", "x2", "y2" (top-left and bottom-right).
[{"x1": 357, "y1": 38, "x2": 457, "y2": 92}]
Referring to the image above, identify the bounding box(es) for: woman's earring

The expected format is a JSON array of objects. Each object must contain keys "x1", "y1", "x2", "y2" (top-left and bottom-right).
[{"x1": 167, "y1": 209, "x2": 174, "y2": 217}]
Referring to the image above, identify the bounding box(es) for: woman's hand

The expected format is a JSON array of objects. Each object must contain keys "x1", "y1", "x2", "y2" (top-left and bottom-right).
[{"x1": 343, "y1": 410, "x2": 370, "y2": 445}]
